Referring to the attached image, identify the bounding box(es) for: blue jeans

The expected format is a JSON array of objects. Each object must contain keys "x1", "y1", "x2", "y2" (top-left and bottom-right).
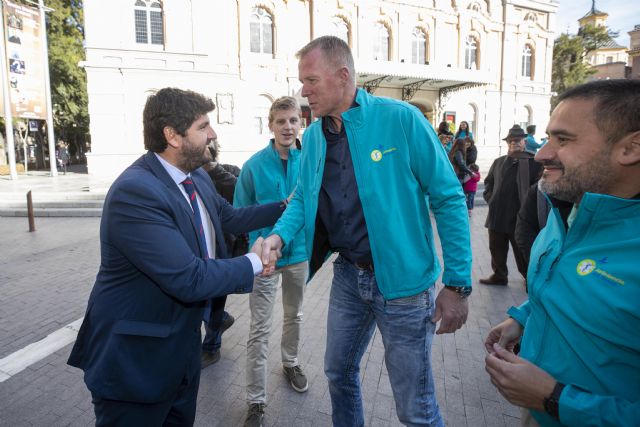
[
  {"x1": 202, "y1": 311, "x2": 230, "y2": 352},
  {"x1": 325, "y1": 256, "x2": 444, "y2": 427},
  {"x1": 465, "y1": 191, "x2": 476, "y2": 210}
]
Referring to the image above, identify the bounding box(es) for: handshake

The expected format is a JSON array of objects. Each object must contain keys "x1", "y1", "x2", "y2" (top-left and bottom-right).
[{"x1": 250, "y1": 235, "x2": 284, "y2": 276}]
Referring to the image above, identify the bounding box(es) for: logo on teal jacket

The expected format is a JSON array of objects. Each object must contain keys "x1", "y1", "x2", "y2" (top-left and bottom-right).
[{"x1": 576, "y1": 258, "x2": 624, "y2": 286}]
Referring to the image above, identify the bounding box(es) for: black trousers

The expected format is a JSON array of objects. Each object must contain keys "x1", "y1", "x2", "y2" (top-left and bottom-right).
[{"x1": 488, "y1": 229, "x2": 527, "y2": 281}]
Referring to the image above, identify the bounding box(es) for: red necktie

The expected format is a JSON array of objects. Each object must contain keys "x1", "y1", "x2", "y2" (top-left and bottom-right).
[{"x1": 181, "y1": 177, "x2": 209, "y2": 259}]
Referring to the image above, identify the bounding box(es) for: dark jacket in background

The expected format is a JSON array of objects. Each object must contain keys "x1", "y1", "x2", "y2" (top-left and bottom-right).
[
  {"x1": 203, "y1": 162, "x2": 248, "y2": 257},
  {"x1": 483, "y1": 152, "x2": 542, "y2": 233},
  {"x1": 515, "y1": 183, "x2": 573, "y2": 269}
]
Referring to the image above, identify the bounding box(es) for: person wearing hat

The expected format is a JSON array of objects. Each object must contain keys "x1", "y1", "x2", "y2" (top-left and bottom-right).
[
  {"x1": 525, "y1": 124, "x2": 545, "y2": 154},
  {"x1": 480, "y1": 124, "x2": 543, "y2": 286}
]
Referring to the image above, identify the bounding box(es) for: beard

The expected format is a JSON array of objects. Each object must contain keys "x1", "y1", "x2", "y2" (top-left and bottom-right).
[
  {"x1": 538, "y1": 146, "x2": 614, "y2": 203},
  {"x1": 179, "y1": 138, "x2": 212, "y2": 172}
]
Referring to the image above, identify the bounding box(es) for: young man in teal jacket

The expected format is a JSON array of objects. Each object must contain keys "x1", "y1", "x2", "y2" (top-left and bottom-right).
[
  {"x1": 260, "y1": 36, "x2": 472, "y2": 426},
  {"x1": 485, "y1": 79, "x2": 640, "y2": 426},
  {"x1": 235, "y1": 97, "x2": 309, "y2": 427}
]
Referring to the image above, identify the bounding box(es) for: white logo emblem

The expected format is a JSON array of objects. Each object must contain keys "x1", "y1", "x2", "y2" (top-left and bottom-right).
[{"x1": 576, "y1": 259, "x2": 596, "y2": 276}]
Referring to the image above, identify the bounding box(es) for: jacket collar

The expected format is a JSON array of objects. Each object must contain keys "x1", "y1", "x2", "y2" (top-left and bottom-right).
[
  {"x1": 268, "y1": 139, "x2": 301, "y2": 160},
  {"x1": 144, "y1": 151, "x2": 200, "y2": 216},
  {"x1": 339, "y1": 88, "x2": 368, "y2": 129}
]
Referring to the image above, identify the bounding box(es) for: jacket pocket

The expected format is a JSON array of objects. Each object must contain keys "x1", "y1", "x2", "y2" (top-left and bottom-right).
[{"x1": 112, "y1": 319, "x2": 171, "y2": 338}]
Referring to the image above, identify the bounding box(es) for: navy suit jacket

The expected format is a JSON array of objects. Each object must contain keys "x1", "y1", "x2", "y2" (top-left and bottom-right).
[{"x1": 68, "y1": 152, "x2": 281, "y2": 403}]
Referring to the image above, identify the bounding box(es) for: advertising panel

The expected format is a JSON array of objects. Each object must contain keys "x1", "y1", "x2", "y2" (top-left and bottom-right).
[{"x1": 1, "y1": 0, "x2": 47, "y2": 119}]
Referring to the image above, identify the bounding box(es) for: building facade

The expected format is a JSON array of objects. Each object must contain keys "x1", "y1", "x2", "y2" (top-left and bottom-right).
[
  {"x1": 82, "y1": 0, "x2": 558, "y2": 178},
  {"x1": 628, "y1": 24, "x2": 640, "y2": 80},
  {"x1": 578, "y1": 4, "x2": 630, "y2": 81}
]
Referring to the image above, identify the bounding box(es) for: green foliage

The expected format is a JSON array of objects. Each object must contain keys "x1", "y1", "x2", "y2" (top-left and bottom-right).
[
  {"x1": 551, "y1": 34, "x2": 595, "y2": 107},
  {"x1": 45, "y1": 0, "x2": 88, "y2": 142},
  {"x1": 551, "y1": 25, "x2": 616, "y2": 109}
]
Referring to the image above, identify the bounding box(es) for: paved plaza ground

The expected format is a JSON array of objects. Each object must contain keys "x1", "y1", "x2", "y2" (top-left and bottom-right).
[{"x1": 0, "y1": 173, "x2": 529, "y2": 427}]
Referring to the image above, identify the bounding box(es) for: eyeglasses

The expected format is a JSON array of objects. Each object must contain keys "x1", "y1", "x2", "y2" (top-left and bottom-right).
[{"x1": 507, "y1": 139, "x2": 523, "y2": 145}]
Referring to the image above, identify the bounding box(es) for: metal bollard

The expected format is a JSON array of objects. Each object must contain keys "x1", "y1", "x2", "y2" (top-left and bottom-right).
[{"x1": 27, "y1": 190, "x2": 36, "y2": 232}]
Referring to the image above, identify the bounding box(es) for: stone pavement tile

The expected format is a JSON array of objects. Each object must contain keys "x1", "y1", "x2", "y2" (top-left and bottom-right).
[
  {"x1": 309, "y1": 411, "x2": 332, "y2": 426},
  {"x1": 1, "y1": 206, "x2": 530, "y2": 426},
  {"x1": 371, "y1": 388, "x2": 394, "y2": 422},
  {"x1": 481, "y1": 397, "x2": 507, "y2": 427},
  {"x1": 464, "y1": 404, "x2": 488, "y2": 427},
  {"x1": 446, "y1": 411, "x2": 470, "y2": 427},
  {"x1": 0, "y1": 217, "x2": 100, "y2": 359},
  {"x1": 504, "y1": 414, "x2": 522, "y2": 427},
  {"x1": 461, "y1": 379, "x2": 483, "y2": 409},
  {"x1": 370, "y1": 417, "x2": 390, "y2": 427}
]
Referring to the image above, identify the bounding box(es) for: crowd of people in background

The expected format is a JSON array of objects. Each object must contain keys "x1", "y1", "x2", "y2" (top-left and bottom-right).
[{"x1": 438, "y1": 120, "x2": 481, "y2": 215}]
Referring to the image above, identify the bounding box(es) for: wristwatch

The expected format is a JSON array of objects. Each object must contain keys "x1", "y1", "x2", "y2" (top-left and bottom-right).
[
  {"x1": 543, "y1": 382, "x2": 565, "y2": 421},
  {"x1": 444, "y1": 285, "x2": 472, "y2": 299}
]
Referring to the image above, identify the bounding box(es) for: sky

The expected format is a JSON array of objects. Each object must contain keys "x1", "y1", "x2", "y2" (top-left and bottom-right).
[{"x1": 555, "y1": 0, "x2": 640, "y2": 47}]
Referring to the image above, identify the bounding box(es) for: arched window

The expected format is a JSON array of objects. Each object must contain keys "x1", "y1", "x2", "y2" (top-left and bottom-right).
[
  {"x1": 459, "y1": 103, "x2": 478, "y2": 137},
  {"x1": 464, "y1": 36, "x2": 478, "y2": 70},
  {"x1": 372, "y1": 23, "x2": 390, "y2": 61},
  {"x1": 332, "y1": 17, "x2": 350, "y2": 46},
  {"x1": 411, "y1": 28, "x2": 428, "y2": 64},
  {"x1": 524, "y1": 12, "x2": 537, "y2": 24},
  {"x1": 250, "y1": 8, "x2": 273, "y2": 54},
  {"x1": 134, "y1": 0, "x2": 164, "y2": 45},
  {"x1": 521, "y1": 44, "x2": 534, "y2": 79}
]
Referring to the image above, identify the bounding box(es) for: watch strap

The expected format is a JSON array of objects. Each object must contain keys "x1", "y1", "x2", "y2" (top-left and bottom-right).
[
  {"x1": 444, "y1": 285, "x2": 472, "y2": 298},
  {"x1": 543, "y1": 382, "x2": 565, "y2": 421}
]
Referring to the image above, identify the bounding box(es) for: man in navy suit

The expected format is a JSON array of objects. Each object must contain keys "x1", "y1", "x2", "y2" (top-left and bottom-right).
[{"x1": 68, "y1": 88, "x2": 283, "y2": 426}]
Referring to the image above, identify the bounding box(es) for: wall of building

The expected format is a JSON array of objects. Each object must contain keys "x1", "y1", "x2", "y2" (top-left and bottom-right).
[{"x1": 83, "y1": 0, "x2": 556, "y2": 179}]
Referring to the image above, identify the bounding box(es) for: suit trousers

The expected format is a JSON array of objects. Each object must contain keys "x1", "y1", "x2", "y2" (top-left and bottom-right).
[
  {"x1": 246, "y1": 261, "x2": 308, "y2": 404},
  {"x1": 488, "y1": 229, "x2": 528, "y2": 281},
  {"x1": 92, "y1": 369, "x2": 200, "y2": 427}
]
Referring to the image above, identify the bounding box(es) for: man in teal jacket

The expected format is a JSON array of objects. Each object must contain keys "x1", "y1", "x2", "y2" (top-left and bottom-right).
[
  {"x1": 261, "y1": 36, "x2": 472, "y2": 426},
  {"x1": 485, "y1": 79, "x2": 640, "y2": 426},
  {"x1": 235, "y1": 96, "x2": 309, "y2": 427}
]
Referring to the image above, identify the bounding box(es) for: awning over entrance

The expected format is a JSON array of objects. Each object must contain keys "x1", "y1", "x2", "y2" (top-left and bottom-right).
[{"x1": 355, "y1": 60, "x2": 495, "y2": 101}]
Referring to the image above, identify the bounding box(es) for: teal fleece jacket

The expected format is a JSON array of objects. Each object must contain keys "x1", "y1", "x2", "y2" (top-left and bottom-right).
[
  {"x1": 270, "y1": 89, "x2": 471, "y2": 299},
  {"x1": 234, "y1": 141, "x2": 307, "y2": 268},
  {"x1": 508, "y1": 192, "x2": 640, "y2": 426}
]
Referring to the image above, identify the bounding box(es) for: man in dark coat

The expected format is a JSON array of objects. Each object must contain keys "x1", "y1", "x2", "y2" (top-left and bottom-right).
[
  {"x1": 67, "y1": 88, "x2": 283, "y2": 425},
  {"x1": 480, "y1": 125, "x2": 542, "y2": 286}
]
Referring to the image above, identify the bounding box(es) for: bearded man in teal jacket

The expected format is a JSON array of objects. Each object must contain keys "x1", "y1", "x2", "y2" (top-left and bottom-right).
[
  {"x1": 260, "y1": 36, "x2": 472, "y2": 427},
  {"x1": 485, "y1": 79, "x2": 640, "y2": 426}
]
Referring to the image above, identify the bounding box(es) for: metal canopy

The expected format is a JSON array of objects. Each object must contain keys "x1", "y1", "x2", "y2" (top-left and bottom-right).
[{"x1": 355, "y1": 60, "x2": 495, "y2": 100}]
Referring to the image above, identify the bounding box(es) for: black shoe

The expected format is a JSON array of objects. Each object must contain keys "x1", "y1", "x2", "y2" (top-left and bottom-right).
[
  {"x1": 283, "y1": 365, "x2": 309, "y2": 393},
  {"x1": 220, "y1": 314, "x2": 235, "y2": 333},
  {"x1": 479, "y1": 275, "x2": 508, "y2": 286},
  {"x1": 201, "y1": 350, "x2": 221, "y2": 368},
  {"x1": 244, "y1": 403, "x2": 265, "y2": 427}
]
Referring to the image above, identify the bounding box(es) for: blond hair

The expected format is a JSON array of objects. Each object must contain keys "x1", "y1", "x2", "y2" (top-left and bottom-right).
[{"x1": 268, "y1": 96, "x2": 301, "y2": 125}]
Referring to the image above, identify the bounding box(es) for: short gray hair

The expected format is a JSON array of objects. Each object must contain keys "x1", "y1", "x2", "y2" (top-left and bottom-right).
[{"x1": 296, "y1": 36, "x2": 355, "y2": 83}]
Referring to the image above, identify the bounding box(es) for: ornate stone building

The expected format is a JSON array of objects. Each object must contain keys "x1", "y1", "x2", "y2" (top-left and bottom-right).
[{"x1": 83, "y1": 0, "x2": 558, "y2": 177}]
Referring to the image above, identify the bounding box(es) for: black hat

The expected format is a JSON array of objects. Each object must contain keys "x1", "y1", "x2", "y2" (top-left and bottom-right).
[{"x1": 503, "y1": 124, "x2": 527, "y2": 141}]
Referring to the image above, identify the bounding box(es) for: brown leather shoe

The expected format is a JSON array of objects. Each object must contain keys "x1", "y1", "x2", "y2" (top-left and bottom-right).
[{"x1": 479, "y1": 275, "x2": 508, "y2": 286}]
